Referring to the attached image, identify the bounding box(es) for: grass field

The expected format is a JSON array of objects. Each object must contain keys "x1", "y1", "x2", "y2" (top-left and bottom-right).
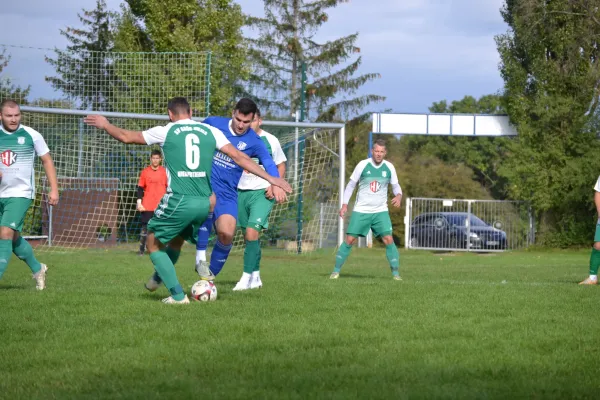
[{"x1": 1, "y1": 246, "x2": 599, "y2": 399}]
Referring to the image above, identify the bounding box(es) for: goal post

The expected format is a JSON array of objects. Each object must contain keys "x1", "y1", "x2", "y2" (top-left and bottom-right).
[{"x1": 19, "y1": 106, "x2": 345, "y2": 252}]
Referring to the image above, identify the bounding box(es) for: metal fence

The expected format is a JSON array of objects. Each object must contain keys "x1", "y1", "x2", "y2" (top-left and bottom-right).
[{"x1": 405, "y1": 197, "x2": 534, "y2": 252}]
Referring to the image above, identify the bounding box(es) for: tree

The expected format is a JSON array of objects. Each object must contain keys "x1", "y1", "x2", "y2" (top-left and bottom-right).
[
  {"x1": 401, "y1": 95, "x2": 511, "y2": 198},
  {"x1": 46, "y1": 0, "x2": 117, "y2": 110},
  {"x1": 113, "y1": 0, "x2": 247, "y2": 115},
  {"x1": 0, "y1": 48, "x2": 30, "y2": 104},
  {"x1": 496, "y1": 0, "x2": 600, "y2": 246},
  {"x1": 246, "y1": 0, "x2": 385, "y2": 122}
]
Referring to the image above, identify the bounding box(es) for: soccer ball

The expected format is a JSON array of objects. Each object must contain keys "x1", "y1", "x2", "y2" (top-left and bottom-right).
[{"x1": 190, "y1": 280, "x2": 217, "y2": 302}]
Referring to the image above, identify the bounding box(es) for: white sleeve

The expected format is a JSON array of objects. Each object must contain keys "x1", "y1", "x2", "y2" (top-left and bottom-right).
[
  {"x1": 142, "y1": 125, "x2": 169, "y2": 146},
  {"x1": 270, "y1": 136, "x2": 287, "y2": 164},
  {"x1": 23, "y1": 126, "x2": 50, "y2": 156},
  {"x1": 388, "y1": 162, "x2": 402, "y2": 196},
  {"x1": 343, "y1": 180, "x2": 357, "y2": 204},
  {"x1": 207, "y1": 125, "x2": 230, "y2": 150},
  {"x1": 594, "y1": 176, "x2": 600, "y2": 192}
]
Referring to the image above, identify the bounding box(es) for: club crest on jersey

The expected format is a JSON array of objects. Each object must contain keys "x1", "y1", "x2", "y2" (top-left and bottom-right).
[
  {"x1": 17, "y1": 137, "x2": 25, "y2": 145},
  {"x1": 1, "y1": 150, "x2": 17, "y2": 167},
  {"x1": 370, "y1": 181, "x2": 382, "y2": 193},
  {"x1": 382, "y1": 171, "x2": 387, "y2": 177},
  {"x1": 237, "y1": 141, "x2": 247, "y2": 151}
]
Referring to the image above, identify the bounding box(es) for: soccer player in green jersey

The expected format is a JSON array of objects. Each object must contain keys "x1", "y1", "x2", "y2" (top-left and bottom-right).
[
  {"x1": 579, "y1": 175, "x2": 600, "y2": 285},
  {"x1": 84, "y1": 97, "x2": 292, "y2": 304},
  {"x1": 330, "y1": 139, "x2": 403, "y2": 280},
  {"x1": 233, "y1": 109, "x2": 287, "y2": 290},
  {"x1": 0, "y1": 99, "x2": 59, "y2": 290}
]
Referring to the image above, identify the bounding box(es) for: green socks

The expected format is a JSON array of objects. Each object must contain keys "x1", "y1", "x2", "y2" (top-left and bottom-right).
[
  {"x1": 149, "y1": 250, "x2": 184, "y2": 301},
  {"x1": 244, "y1": 240, "x2": 260, "y2": 274},
  {"x1": 13, "y1": 236, "x2": 41, "y2": 274},
  {"x1": 0, "y1": 239, "x2": 12, "y2": 279},
  {"x1": 255, "y1": 246, "x2": 262, "y2": 272},
  {"x1": 589, "y1": 248, "x2": 600, "y2": 275},
  {"x1": 333, "y1": 242, "x2": 353, "y2": 273},
  {"x1": 165, "y1": 247, "x2": 180, "y2": 265},
  {"x1": 386, "y1": 244, "x2": 400, "y2": 276}
]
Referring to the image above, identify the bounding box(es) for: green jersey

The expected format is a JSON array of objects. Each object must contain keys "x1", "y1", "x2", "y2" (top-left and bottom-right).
[
  {"x1": 348, "y1": 159, "x2": 401, "y2": 213},
  {"x1": 142, "y1": 119, "x2": 230, "y2": 197},
  {"x1": 0, "y1": 124, "x2": 50, "y2": 199}
]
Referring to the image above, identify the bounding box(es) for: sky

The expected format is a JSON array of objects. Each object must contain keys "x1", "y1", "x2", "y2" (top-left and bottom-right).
[{"x1": 0, "y1": 0, "x2": 508, "y2": 114}]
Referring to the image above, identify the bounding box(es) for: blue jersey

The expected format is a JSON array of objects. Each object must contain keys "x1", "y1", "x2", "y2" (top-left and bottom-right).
[{"x1": 204, "y1": 116, "x2": 279, "y2": 194}]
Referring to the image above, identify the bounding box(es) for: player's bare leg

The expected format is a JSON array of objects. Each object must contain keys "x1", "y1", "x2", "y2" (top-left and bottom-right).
[{"x1": 330, "y1": 235, "x2": 357, "y2": 279}]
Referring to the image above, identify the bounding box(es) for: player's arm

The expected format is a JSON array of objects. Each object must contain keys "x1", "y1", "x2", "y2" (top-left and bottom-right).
[
  {"x1": 340, "y1": 162, "x2": 365, "y2": 218},
  {"x1": 265, "y1": 138, "x2": 288, "y2": 201},
  {"x1": 83, "y1": 115, "x2": 147, "y2": 144},
  {"x1": 253, "y1": 141, "x2": 290, "y2": 202},
  {"x1": 39, "y1": 153, "x2": 59, "y2": 206},
  {"x1": 28, "y1": 128, "x2": 59, "y2": 206},
  {"x1": 389, "y1": 164, "x2": 403, "y2": 208},
  {"x1": 220, "y1": 144, "x2": 292, "y2": 193}
]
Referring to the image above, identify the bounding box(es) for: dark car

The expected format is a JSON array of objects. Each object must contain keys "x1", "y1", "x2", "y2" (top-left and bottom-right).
[{"x1": 409, "y1": 212, "x2": 507, "y2": 250}]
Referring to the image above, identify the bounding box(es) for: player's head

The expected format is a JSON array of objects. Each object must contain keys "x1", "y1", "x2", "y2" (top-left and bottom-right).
[
  {"x1": 150, "y1": 149, "x2": 162, "y2": 168},
  {"x1": 372, "y1": 139, "x2": 387, "y2": 164},
  {"x1": 251, "y1": 108, "x2": 263, "y2": 134},
  {"x1": 0, "y1": 99, "x2": 21, "y2": 132},
  {"x1": 167, "y1": 97, "x2": 191, "y2": 122},
  {"x1": 232, "y1": 98, "x2": 258, "y2": 134}
]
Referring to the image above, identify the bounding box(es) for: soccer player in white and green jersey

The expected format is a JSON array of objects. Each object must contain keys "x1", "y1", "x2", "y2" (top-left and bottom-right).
[
  {"x1": 0, "y1": 99, "x2": 59, "y2": 290},
  {"x1": 330, "y1": 139, "x2": 402, "y2": 280},
  {"x1": 234, "y1": 109, "x2": 287, "y2": 290},
  {"x1": 84, "y1": 97, "x2": 292, "y2": 304}
]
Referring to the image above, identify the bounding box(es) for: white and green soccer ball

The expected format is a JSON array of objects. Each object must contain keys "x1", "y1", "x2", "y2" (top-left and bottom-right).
[{"x1": 190, "y1": 280, "x2": 217, "y2": 302}]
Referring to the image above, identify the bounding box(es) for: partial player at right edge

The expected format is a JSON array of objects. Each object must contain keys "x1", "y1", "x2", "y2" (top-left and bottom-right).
[{"x1": 330, "y1": 139, "x2": 403, "y2": 280}]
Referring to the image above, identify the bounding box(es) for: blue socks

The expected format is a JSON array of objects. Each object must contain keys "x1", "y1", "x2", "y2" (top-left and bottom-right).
[{"x1": 209, "y1": 240, "x2": 233, "y2": 276}]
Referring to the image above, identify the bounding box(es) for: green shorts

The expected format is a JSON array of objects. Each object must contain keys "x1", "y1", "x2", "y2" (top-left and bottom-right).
[
  {"x1": 147, "y1": 194, "x2": 210, "y2": 245},
  {"x1": 0, "y1": 197, "x2": 32, "y2": 232},
  {"x1": 347, "y1": 211, "x2": 393, "y2": 238},
  {"x1": 595, "y1": 220, "x2": 600, "y2": 242},
  {"x1": 238, "y1": 189, "x2": 275, "y2": 231}
]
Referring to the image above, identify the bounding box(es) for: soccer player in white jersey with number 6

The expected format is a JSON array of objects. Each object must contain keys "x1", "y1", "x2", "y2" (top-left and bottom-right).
[
  {"x1": 330, "y1": 139, "x2": 402, "y2": 280},
  {"x1": 0, "y1": 100, "x2": 59, "y2": 290}
]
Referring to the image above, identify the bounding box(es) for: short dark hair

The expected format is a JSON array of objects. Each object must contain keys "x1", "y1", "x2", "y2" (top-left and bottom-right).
[
  {"x1": 0, "y1": 99, "x2": 19, "y2": 113},
  {"x1": 151, "y1": 149, "x2": 162, "y2": 157},
  {"x1": 374, "y1": 139, "x2": 386, "y2": 148},
  {"x1": 234, "y1": 98, "x2": 258, "y2": 116},
  {"x1": 167, "y1": 97, "x2": 190, "y2": 116},
  {"x1": 255, "y1": 108, "x2": 261, "y2": 118}
]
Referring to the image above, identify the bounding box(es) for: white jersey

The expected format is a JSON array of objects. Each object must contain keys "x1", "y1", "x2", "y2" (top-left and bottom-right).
[
  {"x1": 237, "y1": 130, "x2": 287, "y2": 191},
  {"x1": 0, "y1": 124, "x2": 50, "y2": 199},
  {"x1": 349, "y1": 159, "x2": 400, "y2": 213},
  {"x1": 594, "y1": 176, "x2": 600, "y2": 192}
]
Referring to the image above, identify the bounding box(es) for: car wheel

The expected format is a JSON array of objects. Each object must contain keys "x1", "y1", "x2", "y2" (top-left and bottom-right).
[{"x1": 409, "y1": 237, "x2": 419, "y2": 248}]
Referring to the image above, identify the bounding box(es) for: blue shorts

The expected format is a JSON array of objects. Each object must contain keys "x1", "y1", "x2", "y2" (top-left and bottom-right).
[{"x1": 214, "y1": 187, "x2": 238, "y2": 221}]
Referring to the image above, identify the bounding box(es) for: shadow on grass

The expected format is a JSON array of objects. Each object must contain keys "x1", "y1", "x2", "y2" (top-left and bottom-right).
[{"x1": 0, "y1": 283, "x2": 29, "y2": 290}]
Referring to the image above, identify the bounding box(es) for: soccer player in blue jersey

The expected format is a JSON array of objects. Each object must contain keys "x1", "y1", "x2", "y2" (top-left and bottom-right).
[{"x1": 194, "y1": 98, "x2": 287, "y2": 282}]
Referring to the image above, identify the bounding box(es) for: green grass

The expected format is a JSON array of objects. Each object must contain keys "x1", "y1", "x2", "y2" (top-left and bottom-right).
[{"x1": 1, "y1": 247, "x2": 599, "y2": 399}]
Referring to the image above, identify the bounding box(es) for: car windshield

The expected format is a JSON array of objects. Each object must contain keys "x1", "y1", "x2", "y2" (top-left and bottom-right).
[{"x1": 446, "y1": 214, "x2": 489, "y2": 227}]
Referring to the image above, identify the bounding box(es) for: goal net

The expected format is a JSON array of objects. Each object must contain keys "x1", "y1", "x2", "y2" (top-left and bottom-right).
[{"x1": 18, "y1": 107, "x2": 344, "y2": 253}]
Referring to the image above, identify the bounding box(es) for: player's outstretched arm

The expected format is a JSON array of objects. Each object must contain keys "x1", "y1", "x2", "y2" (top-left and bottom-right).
[
  {"x1": 221, "y1": 144, "x2": 292, "y2": 193},
  {"x1": 39, "y1": 153, "x2": 59, "y2": 206},
  {"x1": 83, "y1": 115, "x2": 146, "y2": 145}
]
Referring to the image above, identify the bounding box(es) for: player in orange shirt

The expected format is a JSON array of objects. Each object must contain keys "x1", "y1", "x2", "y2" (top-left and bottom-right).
[{"x1": 137, "y1": 149, "x2": 168, "y2": 255}]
